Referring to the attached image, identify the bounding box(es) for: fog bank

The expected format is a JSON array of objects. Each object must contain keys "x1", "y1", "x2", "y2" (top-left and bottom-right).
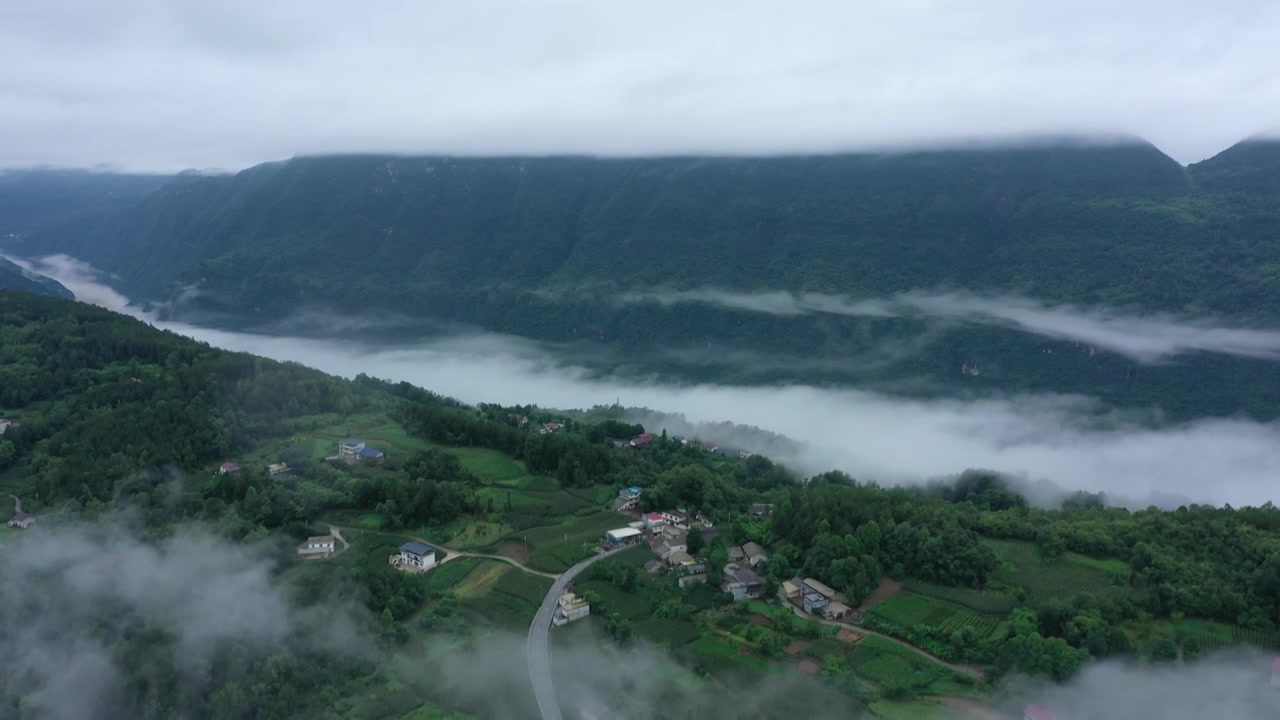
[{"x1": 14, "y1": 253, "x2": 1280, "y2": 509}]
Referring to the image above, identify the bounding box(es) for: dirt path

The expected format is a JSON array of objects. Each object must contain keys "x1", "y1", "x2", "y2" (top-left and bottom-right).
[
  {"x1": 780, "y1": 598, "x2": 986, "y2": 680},
  {"x1": 10, "y1": 495, "x2": 21, "y2": 514},
  {"x1": 330, "y1": 524, "x2": 559, "y2": 578},
  {"x1": 857, "y1": 576, "x2": 903, "y2": 612}
]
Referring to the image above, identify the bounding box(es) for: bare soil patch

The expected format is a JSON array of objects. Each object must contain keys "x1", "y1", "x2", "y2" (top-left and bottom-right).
[
  {"x1": 784, "y1": 639, "x2": 810, "y2": 656},
  {"x1": 748, "y1": 613, "x2": 774, "y2": 628},
  {"x1": 836, "y1": 628, "x2": 865, "y2": 644},
  {"x1": 496, "y1": 540, "x2": 530, "y2": 563},
  {"x1": 857, "y1": 577, "x2": 904, "y2": 612},
  {"x1": 796, "y1": 657, "x2": 820, "y2": 676}
]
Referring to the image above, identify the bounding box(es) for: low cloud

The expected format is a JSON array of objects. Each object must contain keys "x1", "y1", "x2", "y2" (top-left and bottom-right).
[
  {"x1": 27, "y1": 257, "x2": 1280, "y2": 509},
  {"x1": 0, "y1": 522, "x2": 371, "y2": 720},
  {"x1": 619, "y1": 288, "x2": 1280, "y2": 364},
  {"x1": 1003, "y1": 648, "x2": 1280, "y2": 719}
]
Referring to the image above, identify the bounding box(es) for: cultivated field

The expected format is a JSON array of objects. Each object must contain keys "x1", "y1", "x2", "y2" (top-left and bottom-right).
[
  {"x1": 869, "y1": 594, "x2": 1004, "y2": 639},
  {"x1": 985, "y1": 539, "x2": 1131, "y2": 605}
]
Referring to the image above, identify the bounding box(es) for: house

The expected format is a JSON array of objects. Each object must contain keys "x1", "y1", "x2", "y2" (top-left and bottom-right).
[
  {"x1": 297, "y1": 535, "x2": 336, "y2": 558},
  {"x1": 1023, "y1": 705, "x2": 1056, "y2": 720},
  {"x1": 748, "y1": 503, "x2": 773, "y2": 517},
  {"x1": 1271, "y1": 656, "x2": 1280, "y2": 688},
  {"x1": 667, "y1": 551, "x2": 706, "y2": 575},
  {"x1": 653, "y1": 542, "x2": 677, "y2": 561},
  {"x1": 218, "y1": 462, "x2": 241, "y2": 475},
  {"x1": 605, "y1": 527, "x2": 643, "y2": 548},
  {"x1": 7, "y1": 512, "x2": 35, "y2": 530},
  {"x1": 643, "y1": 512, "x2": 666, "y2": 530},
  {"x1": 726, "y1": 545, "x2": 746, "y2": 563},
  {"x1": 391, "y1": 541, "x2": 437, "y2": 572},
  {"x1": 658, "y1": 525, "x2": 688, "y2": 543},
  {"x1": 822, "y1": 601, "x2": 852, "y2": 621},
  {"x1": 0, "y1": 419, "x2": 11, "y2": 436},
  {"x1": 644, "y1": 559, "x2": 664, "y2": 574},
  {"x1": 357, "y1": 446, "x2": 385, "y2": 464},
  {"x1": 507, "y1": 413, "x2": 529, "y2": 427},
  {"x1": 672, "y1": 435, "x2": 688, "y2": 445},
  {"x1": 338, "y1": 437, "x2": 365, "y2": 458},
  {"x1": 267, "y1": 463, "x2": 290, "y2": 477},
  {"x1": 630, "y1": 433, "x2": 653, "y2": 448},
  {"x1": 702, "y1": 442, "x2": 718, "y2": 451},
  {"x1": 659, "y1": 510, "x2": 689, "y2": 528},
  {"x1": 540, "y1": 421, "x2": 563, "y2": 434},
  {"x1": 781, "y1": 580, "x2": 801, "y2": 600},
  {"x1": 552, "y1": 588, "x2": 591, "y2": 626},
  {"x1": 801, "y1": 578, "x2": 838, "y2": 614},
  {"x1": 721, "y1": 563, "x2": 765, "y2": 602},
  {"x1": 741, "y1": 541, "x2": 768, "y2": 567},
  {"x1": 615, "y1": 486, "x2": 642, "y2": 511}
]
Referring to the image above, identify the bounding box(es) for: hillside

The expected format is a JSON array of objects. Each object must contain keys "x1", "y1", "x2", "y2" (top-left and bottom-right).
[
  {"x1": 3, "y1": 292, "x2": 1280, "y2": 719},
  {"x1": 0, "y1": 257, "x2": 73, "y2": 299},
  {"x1": 3, "y1": 140, "x2": 1280, "y2": 421}
]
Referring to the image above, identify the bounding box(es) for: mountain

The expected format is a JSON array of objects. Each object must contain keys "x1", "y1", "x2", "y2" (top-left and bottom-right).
[
  {"x1": 0, "y1": 168, "x2": 169, "y2": 238},
  {"x1": 0, "y1": 256, "x2": 73, "y2": 299},
  {"x1": 4, "y1": 139, "x2": 1280, "y2": 419}
]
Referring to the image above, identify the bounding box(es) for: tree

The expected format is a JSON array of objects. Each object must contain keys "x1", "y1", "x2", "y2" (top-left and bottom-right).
[{"x1": 687, "y1": 526, "x2": 705, "y2": 555}]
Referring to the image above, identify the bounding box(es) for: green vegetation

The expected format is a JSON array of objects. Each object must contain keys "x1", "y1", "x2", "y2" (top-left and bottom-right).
[
  {"x1": 849, "y1": 636, "x2": 963, "y2": 696},
  {"x1": 868, "y1": 595, "x2": 1003, "y2": 639},
  {"x1": 986, "y1": 539, "x2": 1131, "y2": 606},
  {"x1": 902, "y1": 579, "x2": 1016, "y2": 614}
]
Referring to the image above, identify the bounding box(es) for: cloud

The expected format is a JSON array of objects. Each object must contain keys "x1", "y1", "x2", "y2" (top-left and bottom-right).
[
  {"x1": 1005, "y1": 649, "x2": 1280, "y2": 719},
  {"x1": 1, "y1": 1, "x2": 1279, "y2": 171},
  {"x1": 28, "y1": 256, "x2": 1280, "y2": 509},
  {"x1": 0, "y1": 521, "x2": 371, "y2": 720},
  {"x1": 619, "y1": 288, "x2": 1280, "y2": 364}
]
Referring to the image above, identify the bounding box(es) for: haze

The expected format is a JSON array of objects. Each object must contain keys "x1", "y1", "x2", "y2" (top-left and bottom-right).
[
  {"x1": 3, "y1": 0, "x2": 1280, "y2": 172},
  {"x1": 16, "y1": 253, "x2": 1280, "y2": 510}
]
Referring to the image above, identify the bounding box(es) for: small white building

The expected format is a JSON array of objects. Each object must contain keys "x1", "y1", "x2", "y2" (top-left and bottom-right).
[
  {"x1": 6, "y1": 512, "x2": 35, "y2": 530},
  {"x1": 391, "y1": 541, "x2": 437, "y2": 572},
  {"x1": 267, "y1": 463, "x2": 290, "y2": 477},
  {"x1": 742, "y1": 541, "x2": 769, "y2": 567},
  {"x1": 297, "y1": 535, "x2": 336, "y2": 558},
  {"x1": 606, "y1": 527, "x2": 643, "y2": 548},
  {"x1": 0, "y1": 419, "x2": 10, "y2": 436},
  {"x1": 659, "y1": 510, "x2": 689, "y2": 529},
  {"x1": 338, "y1": 437, "x2": 365, "y2": 458},
  {"x1": 552, "y1": 589, "x2": 591, "y2": 626}
]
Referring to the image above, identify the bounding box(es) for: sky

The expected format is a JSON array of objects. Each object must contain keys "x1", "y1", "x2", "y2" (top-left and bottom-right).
[
  {"x1": 2, "y1": 0, "x2": 1279, "y2": 172},
  {"x1": 13, "y1": 253, "x2": 1280, "y2": 510}
]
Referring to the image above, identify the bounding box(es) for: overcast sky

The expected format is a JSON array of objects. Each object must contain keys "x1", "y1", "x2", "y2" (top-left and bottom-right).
[{"x1": 2, "y1": 0, "x2": 1278, "y2": 172}]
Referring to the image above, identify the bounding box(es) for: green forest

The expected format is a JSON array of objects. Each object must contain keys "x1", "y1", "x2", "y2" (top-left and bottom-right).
[
  {"x1": 5, "y1": 141, "x2": 1280, "y2": 421},
  {"x1": 3, "y1": 291, "x2": 1280, "y2": 719}
]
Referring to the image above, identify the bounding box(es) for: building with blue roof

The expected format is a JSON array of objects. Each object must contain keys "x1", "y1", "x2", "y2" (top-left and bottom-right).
[
  {"x1": 358, "y1": 445, "x2": 385, "y2": 463},
  {"x1": 393, "y1": 541, "x2": 437, "y2": 572}
]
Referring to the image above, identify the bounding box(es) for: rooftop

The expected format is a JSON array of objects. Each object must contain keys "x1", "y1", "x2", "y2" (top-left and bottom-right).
[
  {"x1": 742, "y1": 541, "x2": 767, "y2": 557},
  {"x1": 306, "y1": 535, "x2": 335, "y2": 544},
  {"x1": 358, "y1": 446, "x2": 384, "y2": 457},
  {"x1": 400, "y1": 541, "x2": 435, "y2": 557},
  {"x1": 803, "y1": 578, "x2": 838, "y2": 598},
  {"x1": 646, "y1": 512, "x2": 663, "y2": 521}
]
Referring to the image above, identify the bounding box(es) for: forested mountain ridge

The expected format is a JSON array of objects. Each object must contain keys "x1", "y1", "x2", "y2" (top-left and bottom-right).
[
  {"x1": 0, "y1": 257, "x2": 72, "y2": 299},
  {"x1": 4, "y1": 139, "x2": 1280, "y2": 419}
]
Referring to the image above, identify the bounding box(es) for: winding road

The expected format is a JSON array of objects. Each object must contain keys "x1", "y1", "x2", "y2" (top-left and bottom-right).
[{"x1": 527, "y1": 549, "x2": 610, "y2": 720}]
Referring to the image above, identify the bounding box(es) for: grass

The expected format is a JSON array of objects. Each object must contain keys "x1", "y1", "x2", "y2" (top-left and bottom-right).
[
  {"x1": 460, "y1": 568, "x2": 552, "y2": 629},
  {"x1": 440, "y1": 519, "x2": 510, "y2": 550},
  {"x1": 1167, "y1": 618, "x2": 1280, "y2": 657},
  {"x1": 869, "y1": 594, "x2": 1003, "y2": 638},
  {"x1": 516, "y1": 510, "x2": 631, "y2": 573},
  {"x1": 902, "y1": 579, "x2": 1015, "y2": 614},
  {"x1": 287, "y1": 414, "x2": 433, "y2": 460},
  {"x1": 849, "y1": 636, "x2": 953, "y2": 691},
  {"x1": 986, "y1": 539, "x2": 1132, "y2": 606},
  {"x1": 868, "y1": 700, "x2": 951, "y2": 719},
  {"x1": 577, "y1": 580, "x2": 653, "y2": 619},
  {"x1": 635, "y1": 618, "x2": 701, "y2": 648},
  {"x1": 424, "y1": 558, "x2": 485, "y2": 594},
  {"x1": 450, "y1": 561, "x2": 510, "y2": 599}
]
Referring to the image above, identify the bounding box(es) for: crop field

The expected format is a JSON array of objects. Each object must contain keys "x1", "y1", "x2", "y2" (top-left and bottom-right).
[
  {"x1": 1175, "y1": 618, "x2": 1280, "y2": 656},
  {"x1": 986, "y1": 539, "x2": 1131, "y2": 605},
  {"x1": 902, "y1": 579, "x2": 1015, "y2": 614},
  {"x1": 868, "y1": 595, "x2": 1002, "y2": 638},
  {"x1": 462, "y1": 567, "x2": 552, "y2": 629},
  {"x1": 517, "y1": 510, "x2": 631, "y2": 573},
  {"x1": 424, "y1": 558, "x2": 483, "y2": 593},
  {"x1": 635, "y1": 618, "x2": 701, "y2": 648},
  {"x1": 849, "y1": 636, "x2": 949, "y2": 690},
  {"x1": 801, "y1": 637, "x2": 847, "y2": 660},
  {"x1": 577, "y1": 580, "x2": 653, "y2": 619}
]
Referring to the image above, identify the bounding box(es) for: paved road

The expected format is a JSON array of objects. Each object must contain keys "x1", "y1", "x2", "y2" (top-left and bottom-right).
[{"x1": 527, "y1": 549, "x2": 611, "y2": 720}]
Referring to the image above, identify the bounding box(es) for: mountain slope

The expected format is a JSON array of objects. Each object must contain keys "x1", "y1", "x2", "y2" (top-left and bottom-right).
[
  {"x1": 4, "y1": 140, "x2": 1280, "y2": 420},
  {"x1": 0, "y1": 257, "x2": 73, "y2": 299}
]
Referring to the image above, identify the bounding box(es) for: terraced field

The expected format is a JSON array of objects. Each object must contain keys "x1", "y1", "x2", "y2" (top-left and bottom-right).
[
  {"x1": 868, "y1": 594, "x2": 1004, "y2": 638},
  {"x1": 902, "y1": 579, "x2": 1016, "y2": 614},
  {"x1": 986, "y1": 539, "x2": 1132, "y2": 606}
]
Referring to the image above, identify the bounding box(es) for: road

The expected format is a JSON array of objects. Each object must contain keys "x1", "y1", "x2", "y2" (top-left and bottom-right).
[
  {"x1": 328, "y1": 525, "x2": 559, "y2": 578},
  {"x1": 527, "y1": 549, "x2": 611, "y2": 720}
]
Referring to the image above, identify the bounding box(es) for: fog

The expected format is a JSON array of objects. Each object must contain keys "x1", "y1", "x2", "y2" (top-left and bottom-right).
[
  {"x1": 619, "y1": 288, "x2": 1280, "y2": 364},
  {"x1": 0, "y1": 520, "x2": 371, "y2": 720},
  {"x1": 1003, "y1": 649, "x2": 1280, "y2": 719},
  {"x1": 11, "y1": 253, "x2": 1280, "y2": 509},
  {"x1": 3, "y1": 1, "x2": 1280, "y2": 171}
]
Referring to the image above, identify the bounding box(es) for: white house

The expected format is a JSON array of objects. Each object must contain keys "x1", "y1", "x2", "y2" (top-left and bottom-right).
[
  {"x1": 552, "y1": 589, "x2": 591, "y2": 626},
  {"x1": 659, "y1": 510, "x2": 689, "y2": 529},
  {"x1": 338, "y1": 437, "x2": 365, "y2": 458},
  {"x1": 742, "y1": 541, "x2": 769, "y2": 567},
  {"x1": 6, "y1": 512, "x2": 35, "y2": 530},
  {"x1": 606, "y1": 527, "x2": 643, "y2": 548},
  {"x1": 0, "y1": 419, "x2": 10, "y2": 436},
  {"x1": 391, "y1": 541, "x2": 437, "y2": 572},
  {"x1": 297, "y1": 535, "x2": 336, "y2": 558},
  {"x1": 267, "y1": 463, "x2": 290, "y2": 477}
]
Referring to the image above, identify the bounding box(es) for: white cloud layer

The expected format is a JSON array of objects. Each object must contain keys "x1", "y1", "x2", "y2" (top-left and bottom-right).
[
  {"x1": 2, "y1": 0, "x2": 1279, "y2": 171},
  {"x1": 14, "y1": 253, "x2": 1279, "y2": 510},
  {"x1": 620, "y1": 288, "x2": 1280, "y2": 364}
]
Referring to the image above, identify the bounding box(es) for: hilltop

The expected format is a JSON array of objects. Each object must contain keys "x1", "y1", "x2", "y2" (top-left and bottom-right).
[
  {"x1": 3, "y1": 292, "x2": 1280, "y2": 719},
  {"x1": 4, "y1": 140, "x2": 1280, "y2": 420}
]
